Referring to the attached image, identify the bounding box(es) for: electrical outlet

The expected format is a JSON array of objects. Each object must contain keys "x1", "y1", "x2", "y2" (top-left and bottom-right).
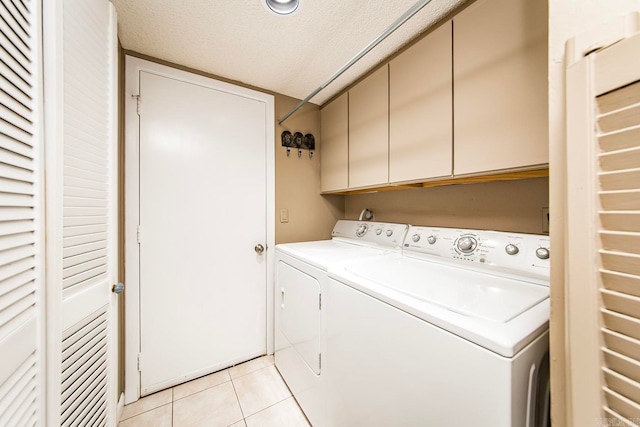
[
  {"x1": 280, "y1": 208, "x2": 289, "y2": 223},
  {"x1": 542, "y1": 207, "x2": 549, "y2": 233}
]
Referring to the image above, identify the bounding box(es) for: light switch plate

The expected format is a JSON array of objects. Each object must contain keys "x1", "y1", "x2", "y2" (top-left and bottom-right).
[
  {"x1": 280, "y1": 208, "x2": 289, "y2": 223},
  {"x1": 542, "y1": 207, "x2": 549, "y2": 233}
]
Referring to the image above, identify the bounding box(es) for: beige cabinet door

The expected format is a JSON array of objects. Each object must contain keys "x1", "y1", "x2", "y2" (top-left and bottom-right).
[
  {"x1": 320, "y1": 93, "x2": 349, "y2": 192},
  {"x1": 349, "y1": 66, "x2": 389, "y2": 188},
  {"x1": 453, "y1": 0, "x2": 548, "y2": 175},
  {"x1": 390, "y1": 22, "x2": 453, "y2": 183}
]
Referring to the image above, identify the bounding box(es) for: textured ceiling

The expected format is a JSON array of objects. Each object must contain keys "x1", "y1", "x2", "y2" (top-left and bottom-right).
[{"x1": 114, "y1": 0, "x2": 468, "y2": 106}]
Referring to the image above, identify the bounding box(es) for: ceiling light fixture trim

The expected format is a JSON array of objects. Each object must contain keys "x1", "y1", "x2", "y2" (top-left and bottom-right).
[{"x1": 263, "y1": 0, "x2": 299, "y2": 15}]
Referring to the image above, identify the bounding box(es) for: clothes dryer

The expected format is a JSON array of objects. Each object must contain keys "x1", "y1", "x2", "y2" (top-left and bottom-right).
[{"x1": 274, "y1": 220, "x2": 408, "y2": 427}]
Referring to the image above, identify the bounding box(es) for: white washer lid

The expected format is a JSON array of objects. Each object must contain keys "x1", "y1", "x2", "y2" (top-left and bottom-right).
[
  {"x1": 329, "y1": 254, "x2": 549, "y2": 357},
  {"x1": 345, "y1": 256, "x2": 548, "y2": 323},
  {"x1": 276, "y1": 240, "x2": 392, "y2": 271}
]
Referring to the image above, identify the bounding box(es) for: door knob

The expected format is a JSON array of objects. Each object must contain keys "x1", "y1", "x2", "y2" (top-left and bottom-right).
[
  {"x1": 254, "y1": 244, "x2": 265, "y2": 254},
  {"x1": 112, "y1": 282, "x2": 125, "y2": 294}
]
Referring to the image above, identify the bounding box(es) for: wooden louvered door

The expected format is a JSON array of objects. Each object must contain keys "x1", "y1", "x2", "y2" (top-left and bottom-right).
[
  {"x1": 0, "y1": 0, "x2": 44, "y2": 425},
  {"x1": 44, "y1": 0, "x2": 118, "y2": 425},
  {"x1": 566, "y1": 26, "x2": 640, "y2": 426}
]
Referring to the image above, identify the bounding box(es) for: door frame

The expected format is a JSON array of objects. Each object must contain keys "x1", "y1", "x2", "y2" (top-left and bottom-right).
[{"x1": 123, "y1": 56, "x2": 275, "y2": 403}]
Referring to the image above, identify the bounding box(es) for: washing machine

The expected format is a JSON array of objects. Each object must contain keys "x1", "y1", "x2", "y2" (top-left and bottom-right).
[
  {"x1": 325, "y1": 225, "x2": 551, "y2": 427},
  {"x1": 274, "y1": 220, "x2": 408, "y2": 427}
]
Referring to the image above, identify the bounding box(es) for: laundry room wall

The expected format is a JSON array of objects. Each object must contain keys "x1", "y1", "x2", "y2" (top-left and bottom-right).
[
  {"x1": 275, "y1": 96, "x2": 344, "y2": 244},
  {"x1": 344, "y1": 177, "x2": 549, "y2": 234}
]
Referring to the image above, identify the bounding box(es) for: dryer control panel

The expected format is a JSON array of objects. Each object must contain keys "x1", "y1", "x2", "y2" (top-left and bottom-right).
[
  {"x1": 403, "y1": 226, "x2": 550, "y2": 282},
  {"x1": 332, "y1": 220, "x2": 409, "y2": 249}
]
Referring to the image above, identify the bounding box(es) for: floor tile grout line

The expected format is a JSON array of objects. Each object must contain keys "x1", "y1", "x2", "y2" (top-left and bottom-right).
[
  {"x1": 234, "y1": 362, "x2": 294, "y2": 420},
  {"x1": 122, "y1": 356, "x2": 275, "y2": 426},
  {"x1": 242, "y1": 394, "x2": 294, "y2": 421},
  {"x1": 119, "y1": 400, "x2": 173, "y2": 422},
  {"x1": 256, "y1": 367, "x2": 311, "y2": 427},
  {"x1": 172, "y1": 375, "x2": 233, "y2": 403},
  {"x1": 228, "y1": 356, "x2": 275, "y2": 381},
  {"x1": 230, "y1": 375, "x2": 247, "y2": 422}
]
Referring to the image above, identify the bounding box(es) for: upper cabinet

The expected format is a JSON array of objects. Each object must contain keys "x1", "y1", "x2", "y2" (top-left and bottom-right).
[
  {"x1": 348, "y1": 66, "x2": 389, "y2": 189},
  {"x1": 390, "y1": 22, "x2": 453, "y2": 184},
  {"x1": 319, "y1": 0, "x2": 548, "y2": 193},
  {"x1": 320, "y1": 93, "x2": 349, "y2": 192},
  {"x1": 453, "y1": 0, "x2": 548, "y2": 175}
]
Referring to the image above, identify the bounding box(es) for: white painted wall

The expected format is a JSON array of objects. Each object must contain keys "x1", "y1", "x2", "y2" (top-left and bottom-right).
[{"x1": 548, "y1": 1, "x2": 640, "y2": 425}]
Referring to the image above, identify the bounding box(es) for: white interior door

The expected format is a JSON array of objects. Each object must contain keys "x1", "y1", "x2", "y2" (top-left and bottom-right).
[
  {"x1": 43, "y1": 0, "x2": 119, "y2": 424},
  {"x1": 138, "y1": 70, "x2": 270, "y2": 395},
  {"x1": 0, "y1": 0, "x2": 44, "y2": 425}
]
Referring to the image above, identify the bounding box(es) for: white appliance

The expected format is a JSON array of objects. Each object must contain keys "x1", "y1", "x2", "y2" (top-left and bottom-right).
[
  {"x1": 274, "y1": 220, "x2": 409, "y2": 427},
  {"x1": 326, "y1": 225, "x2": 551, "y2": 427}
]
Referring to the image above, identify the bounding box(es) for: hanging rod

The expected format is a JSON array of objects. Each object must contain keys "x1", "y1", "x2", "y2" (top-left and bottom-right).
[{"x1": 278, "y1": 0, "x2": 435, "y2": 125}]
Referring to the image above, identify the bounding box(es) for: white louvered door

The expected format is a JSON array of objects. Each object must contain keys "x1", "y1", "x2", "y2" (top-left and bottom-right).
[
  {"x1": 566, "y1": 25, "x2": 640, "y2": 426},
  {"x1": 44, "y1": 0, "x2": 118, "y2": 425},
  {"x1": 0, "y1": 0, "x2": 44, "y2": 425}
]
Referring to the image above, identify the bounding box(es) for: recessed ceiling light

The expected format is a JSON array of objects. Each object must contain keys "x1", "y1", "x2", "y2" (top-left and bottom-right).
[{"x1": 263, "y1": 0, "x2": 299, "y2": 15}]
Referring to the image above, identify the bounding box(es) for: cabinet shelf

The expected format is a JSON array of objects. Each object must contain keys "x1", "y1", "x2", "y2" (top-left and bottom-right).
[{"x1": 321, "y1": 167, "x2": 548, "y2": 195}]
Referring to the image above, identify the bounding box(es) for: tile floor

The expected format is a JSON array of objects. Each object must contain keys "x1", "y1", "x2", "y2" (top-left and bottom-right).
[{"x1": 118, "y1": 355, "x2": 311, "y2": 427}]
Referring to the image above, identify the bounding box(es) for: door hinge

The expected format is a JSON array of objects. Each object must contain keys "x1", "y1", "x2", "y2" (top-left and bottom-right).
[
  {"x1": 319, "y1": 353, "x2": 322, "y2": 370},
  {"x1": 137, "y1": 225, "x2": 141, "y2": 244},
  {"x1": 133, "y1": 94, "x2": 141, "y2": 115},
  {"x1": 318, "y1": 294, "x2": 322, "y2": 310},
  {"x1": 137, "y1": 353, "x2": 142, "y2": 372}
]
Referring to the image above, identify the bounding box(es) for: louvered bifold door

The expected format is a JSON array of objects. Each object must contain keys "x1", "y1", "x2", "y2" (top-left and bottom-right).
[
  {"x1": 596, "y1": 37, "x2": 640, "y2": 423},
  {"x1": 567, "y1": 27, "x2": 640, "y2": 426},
  {"x1": 55, "y1": 0, "x2": 118, "y2": 426},
  {"x1": 0, "y1": 0, "x2": 44, "y2": 426}
]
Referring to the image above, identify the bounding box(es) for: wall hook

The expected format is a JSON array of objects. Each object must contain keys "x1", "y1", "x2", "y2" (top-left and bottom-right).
[{"x1": 281, "y1": 130, "x2": 315, "y2": 159}]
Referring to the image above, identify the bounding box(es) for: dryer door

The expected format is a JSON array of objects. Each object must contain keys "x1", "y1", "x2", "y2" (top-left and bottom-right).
[{"x1": 277, "y1": 261, "x2": 321, "y2": 374}]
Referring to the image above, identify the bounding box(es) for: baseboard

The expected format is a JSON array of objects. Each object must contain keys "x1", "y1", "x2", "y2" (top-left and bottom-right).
[{"x1": 116, "y1": 392, "x2": 125, "y2": 423}]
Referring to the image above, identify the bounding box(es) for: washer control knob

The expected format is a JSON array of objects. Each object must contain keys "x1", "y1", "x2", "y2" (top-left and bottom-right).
[
  {"x1": 457, "y1": 236, "x2": 477, "y2": 253},
  {"x1": 386, "y1": 230, "x2": 393, "y2": 237},
  {"x1": 412, "y1": 234, "x2": 420, "y2": 242},
  {"x1": 356, "y1": 224, "x2": 368, "y2": 237},
  {"x1": 536, "y1": 247, "x2": 550, "y2": 260},
  {"x1": 505, "y1": 244, "x2": 519, "y2": 255},
  {"x1": 375, "y1": 228, "x2": 382, "y2": 236},
  {"x1": 427, "y1": 235, "x2": 437, "y2": 245}
]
